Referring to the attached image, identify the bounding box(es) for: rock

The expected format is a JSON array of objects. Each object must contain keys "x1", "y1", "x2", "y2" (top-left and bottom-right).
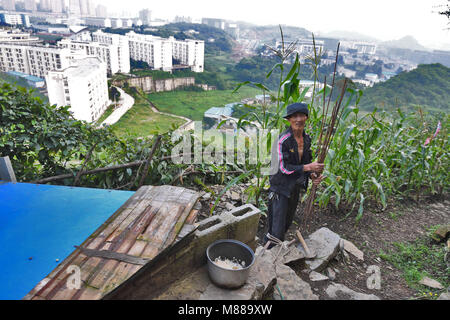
[
  {"x1": 431, "y1": 225, "x2": 450, "y2": 242},
  {"x1": 309, "y1": 271, "x2": 329, "y2": 282},
  {"x1": 275, "y1": 263, "x2": 319, "y2": 300},
  {"x1": 201, "y1": 192, "x2": 211, "y2": 200},
  {"x1": 231, "y1": 191, "x2": 240, "y2": 201},
  {"x1": 326, "y1": 267, "x2": 336, "y2": 281},
  {"x1": 326, "y1": 283, "x2": 380, "y2": 300},
  {"x1": 224, "y1": 203, "x2": 236, "y2": 211},
  {"x1": 303, "y1": 228, "x2": 341, "y2": 272},
  {"x1": 438, "y1": 293, "x2": 450, "y2": 300},
  {"x1": 419, "y1": 277, "x2": 444, "y2": 290},
  {"x1": 341, "y1": 239, "x2": 364, "y2": 261},
  {"x1": 271, "y1": 241, "x2": 306, "y2": 265}
]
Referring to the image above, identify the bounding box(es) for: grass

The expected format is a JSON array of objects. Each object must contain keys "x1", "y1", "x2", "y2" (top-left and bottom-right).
[
  {"x1": 378, "y1": 225, "x2": 449, "y2": 299},
  {"x1": 110, "y1": 96, "x2": 185, "y2": 137},
  {"x1": 95, "y1": 104, "x2": 117, "y2": 125},
  {"x1": 147, "y1": 86, "x2": 263, "y2": 121}
]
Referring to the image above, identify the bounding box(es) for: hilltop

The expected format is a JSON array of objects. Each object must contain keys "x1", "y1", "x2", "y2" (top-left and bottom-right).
[
  {"x1": 359, "y1": 63, "x2": 450, "y2": 113},
  {"x1": 381, "y1": 35, "x2": 430, "y2": 52}
]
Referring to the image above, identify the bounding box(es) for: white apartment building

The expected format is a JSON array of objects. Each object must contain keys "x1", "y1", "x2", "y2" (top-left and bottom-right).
[
  {"x1": 58, "y1": 38, "x2": 122, "y2": 75},
  {"x1": 341, "y1": 41, "x2": 377, "y2": 55},
  {"x1": 0, "y1": 13, "x2": 31, "y2": 27},
  {"x1": 83, "y1": 17, "x2": 111, "y2": 28},
  {"x1": 0, "y1": 30, "x2": 41, "y2": 45},
  {"x1": 170, "y1": 37, "x2": 204, "y2": 72},
  {"x1": 0, "y1": 44, "x2": 85, "y2": 77},
  {"x1": 46, "y1": 57, "x2": 109, "y2": 122},
  {"x1": 126, "y1": 31, "x2": 172, "y2": 71},
  {"x1": 110, "y1": 18, "x2": 123, "y2": 28},
  {"x1": 92, "y1": 30, "x2": 130, "y2": 73}
]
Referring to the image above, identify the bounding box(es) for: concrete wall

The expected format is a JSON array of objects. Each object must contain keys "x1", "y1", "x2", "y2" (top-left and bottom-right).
[{"x1": 115, "y1": 76, "x2": 195, "y2": 93}]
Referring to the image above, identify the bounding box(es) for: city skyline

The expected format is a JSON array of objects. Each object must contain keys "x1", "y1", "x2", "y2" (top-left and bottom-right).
[{"x1": 93, "y1": 0, "x2": 450, "y2": 50}]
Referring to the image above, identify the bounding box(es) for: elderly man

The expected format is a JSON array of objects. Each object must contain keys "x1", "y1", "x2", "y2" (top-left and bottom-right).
[{"x1": 265, "y1": 102, "x2": 324, "y2": 247}]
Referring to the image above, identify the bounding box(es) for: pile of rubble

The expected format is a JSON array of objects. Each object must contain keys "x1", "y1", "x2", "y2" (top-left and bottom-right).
[
  {"x1": 199, "y1": 227, "x2": 381, "y2": 300},
  {"x1": 197, "y1": 183, "x2": 257, "y2": 217}
]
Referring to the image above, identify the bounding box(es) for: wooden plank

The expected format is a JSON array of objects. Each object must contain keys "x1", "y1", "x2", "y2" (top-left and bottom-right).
[
  {"x1": 75, "y1": 286, "x2": 103, "y2": 301},
  {"x1": 26, "y1": 185, "x2": 201, "y2": 300},
  {"x1": 99, "y1": 262, "x2": 141, "y2": 296},
  {"x1": 75, "y1": 246, "x2": 149, "y2": 265},
  {"x1": 185, "y1": 208, "x2": 199, "y2": 225}
]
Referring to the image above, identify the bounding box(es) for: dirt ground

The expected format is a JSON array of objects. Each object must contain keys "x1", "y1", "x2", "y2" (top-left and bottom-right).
[
  {"x1": 256, "y1": 193, "x2": 450, "y2": 300},
  {"x1": 196, "y1": 185, "x2": 449, "y2": 300}
]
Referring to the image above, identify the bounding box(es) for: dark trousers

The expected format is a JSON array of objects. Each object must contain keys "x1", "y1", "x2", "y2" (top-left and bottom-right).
[{"x1": 265, "y1": 184, "x2": 302, "y2": 246}]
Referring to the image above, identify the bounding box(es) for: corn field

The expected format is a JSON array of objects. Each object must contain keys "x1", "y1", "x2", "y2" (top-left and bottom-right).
[{"x1": 308, "y1": 103, "x2": 449, "y2": 221}]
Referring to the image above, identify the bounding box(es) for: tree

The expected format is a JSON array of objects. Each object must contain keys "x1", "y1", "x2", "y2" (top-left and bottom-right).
[{"x1": 439, "y1": 0, "x2": 450, "y2": 19}]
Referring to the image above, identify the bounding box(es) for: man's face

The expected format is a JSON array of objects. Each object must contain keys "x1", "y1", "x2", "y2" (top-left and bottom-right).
[{"x1": 287, "y1": 112, "x2": 308, "y2": 131}]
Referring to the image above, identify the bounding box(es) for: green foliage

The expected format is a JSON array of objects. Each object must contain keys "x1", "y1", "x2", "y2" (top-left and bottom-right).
[
  {"x1": 359, "y1": 64, "x2": 450, "y2": 113},
  {"x1": 379, "y1": 231, "x2": 449, "y2": 297},
  {"x1": 0, "y1": 82, "x2": 112, "y2": 181}
]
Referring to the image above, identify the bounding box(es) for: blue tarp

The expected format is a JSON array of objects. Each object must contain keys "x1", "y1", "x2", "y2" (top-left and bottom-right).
[{"x1": 0, "y1": 182, "x2": 134, "y2": 300}]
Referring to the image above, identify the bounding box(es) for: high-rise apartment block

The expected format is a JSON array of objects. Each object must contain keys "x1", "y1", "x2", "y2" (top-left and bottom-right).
[
  {"x1": 46, "y1": 57, "x2": 109, "y2": 122},
  {"x1": 95, "y1": 4, "x2": 107, "y2": 17},
  {"x1": 58, "y1": 38, "x2": 128, "y2": 75},
  {"x1": 2, "y1": 0, "x2": 15, "y2": 11},
  {"x1": 126, "y1": 31, "x2": 173, "y2": 72},
  {"x1": 139, "y1": 9, "x2": 151, "y2": 25},
  {"x1": 92, "y1": 30, "x2": 131, "y2": 74},
  {"x1": 50, "y1": 0, "x2": 64, "y2": 13},
  {"x1": 24, "y1": 0, "x2": 37, "y2": 11},
  {"x1": 170, "y1": 37, "x2": 204, "y2": 72}
]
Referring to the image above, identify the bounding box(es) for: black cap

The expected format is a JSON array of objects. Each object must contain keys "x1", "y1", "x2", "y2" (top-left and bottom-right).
[{"x1": 284, "y1": 102, "x2": 309, "y2": 119}]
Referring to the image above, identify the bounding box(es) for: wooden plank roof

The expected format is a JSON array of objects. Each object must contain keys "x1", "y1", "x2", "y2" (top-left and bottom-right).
[{"x1": 24, "y1": 185, "x2": 200, "y2": 300}]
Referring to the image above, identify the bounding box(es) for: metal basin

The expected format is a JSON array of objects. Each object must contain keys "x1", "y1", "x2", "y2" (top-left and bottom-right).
[{"x1": 206, "y1": 239, "x2": 255, "y2": 289}]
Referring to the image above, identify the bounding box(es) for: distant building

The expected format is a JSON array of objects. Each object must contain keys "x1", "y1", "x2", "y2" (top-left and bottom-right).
[
  {"x1": 340, "y1": 41, "x2": 377, "y2": 55},
  {"x1": 0, "y1": 44, "x2": 86, "y2": 77},
  {"x1": 110, "y1": 18, "x2": 122, "y2": 28},
  {"x1": 126, "y1": 31, "x2": 173, "y2": 72},
  {"x1": 296, "y1": 39, "x2": 325, "y2": 56},
  {"x1": 83, "y1": 17, "x2": 111, "y2": 28},
  {"x1": 46, "y1": 57, "x2": 109, "y2": 122},
  {"x1": 139, "y1": 9, "x2": 151, "y2": 25},
  {"x1": 69, "y1": 0, "x2": 81, "y2": 15},
  {"x1": 0, "y1": 13, "x2": 31, "y2": 27},
  {"x1": 6, "y1": 70, "x2": 45, "y2": 88},
  {"x1": 58, "y1": 38, "x2": 123, "y2": 75},
  {"x1": 2, "y1": 0, "x2": 15, "y2": 11},
  {"x1": 95, "y1": 4, "x2": 107, "y2": 18},
  {"x1": 202, "y1": 18, "x2": 225, "y2": 30},
  {"x1": 50, "y1": 0, "x2": 64, "y2": 13},
  {"x1": 92, "y1": 30, "x2": 130, "y2": 73},
  {"x1": 170, "y1": 37, "x2": 204, "y2": 72},
  {"x1": 0, "y1": 29, "x2": 41, "y2": 45},
  {"x1": 24, "y1": 0, "x2": 37, "y2": 12},
  {"x1": 365, "y1": 73, "x2": 379, "y2": 85},
  {"x1": 225, "y1": 23, "x2": 239, "y2": 40},
  {"x1": 40, "y1": 0, "x2": 51, "y2": 11}
]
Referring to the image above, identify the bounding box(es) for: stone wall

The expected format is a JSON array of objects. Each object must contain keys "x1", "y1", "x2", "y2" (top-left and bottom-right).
[{"x1": 114, "y1": 76, "x2": 196, "y2": 93}]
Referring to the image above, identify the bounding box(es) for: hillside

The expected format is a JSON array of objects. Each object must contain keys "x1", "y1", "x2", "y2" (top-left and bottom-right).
[
  {"x1": 359, "y1": 63, "x2": 450, "y2": 112},
  {"x1": 381, "y1": 35, "x2": 430, "y2": 52}
]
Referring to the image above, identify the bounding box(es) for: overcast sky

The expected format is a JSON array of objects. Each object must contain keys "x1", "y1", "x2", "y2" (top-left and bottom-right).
[{"x1": 95, "y1": 0, "x2": 450, "y2": 50}]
